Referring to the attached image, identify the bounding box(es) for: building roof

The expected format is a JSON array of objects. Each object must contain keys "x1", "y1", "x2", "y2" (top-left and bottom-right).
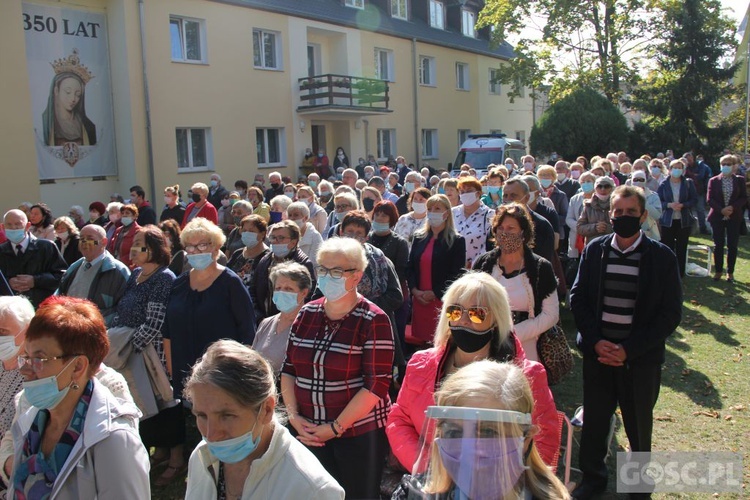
[{"x1": 213, "y1": 0, "x2": 516, "y2": 60}]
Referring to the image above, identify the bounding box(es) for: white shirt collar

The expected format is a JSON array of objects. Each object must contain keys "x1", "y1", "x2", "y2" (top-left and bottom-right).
[
  {"x1": 611, "y1": 231, "x2": 643, "y2": 254},
  {"x1": 86, "y1": 252, "x2": 106, "y2": 266},
  {"x1": 14, "y1": 233, "x2": 32, "y2": 253}
]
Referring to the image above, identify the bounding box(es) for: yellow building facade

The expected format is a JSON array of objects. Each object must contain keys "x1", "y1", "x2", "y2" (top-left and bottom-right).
[{"x1": 1, "y1": 0, "x2": 532, "y2": 214}]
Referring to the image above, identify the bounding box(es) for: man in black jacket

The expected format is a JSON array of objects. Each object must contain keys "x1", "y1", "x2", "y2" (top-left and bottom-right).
[
  {"x1": 501, "y1": 179, "x2": 555, "y2": 264},
  {"x1": 570, "y1": 186, "x2": 682, "y2": 499},
  {"x1": 207, "y1": 173, "x2": 230, "y2": 209}
]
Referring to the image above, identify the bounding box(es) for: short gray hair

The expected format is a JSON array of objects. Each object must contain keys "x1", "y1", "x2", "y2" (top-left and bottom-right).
[
  {"x1": 316, "y1": 237, "x2": 367, "y2": 272},
  {"x1": 70, "y1": 205, "x2": 85, "y2": 218},
  {"x1": 270, "y1": 195, "x2": 292, "y2": 212},
  {"x1": 0, "y1": 296, "x2": 35, "y2": 330},
  {"x1": 232, "y1": 200, "x2": 253, "y2": 214},
  {"x1": 287, "y1": 201, "x2": 310, "y2": 218},
  {"x1": 106, "y1": 202, "x2": 123, "y2": 214},
  {"x1": 521, "y1": 175, "x2": 540, "y2": 191},
  {"x1": 269, "y1": 261, "x2": 312, "y2": 292}
]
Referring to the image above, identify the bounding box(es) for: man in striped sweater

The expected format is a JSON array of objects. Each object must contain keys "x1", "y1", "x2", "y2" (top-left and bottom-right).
[{"x1": 570, "y1": 185, "x2": 683, "y2": 499}]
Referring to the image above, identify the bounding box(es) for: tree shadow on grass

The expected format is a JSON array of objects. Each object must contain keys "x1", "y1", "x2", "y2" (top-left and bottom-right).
[
  {"x1": 679, "y1": 288, "x2": 743, "y2": 347},
  {"x1": 660, "y1": 334, "x2": 723, "y2": 410}
]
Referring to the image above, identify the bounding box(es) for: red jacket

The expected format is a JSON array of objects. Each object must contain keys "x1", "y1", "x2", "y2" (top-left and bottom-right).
[
  {"x1": 386, "y1": 335, "x2": 560, "y2": 470},
  {"x1": 181, "y1": 201, "x2": 218, "y2": 228},
  {"x1": 106, "y1": 222, "x2": 141, "y2": 269}
]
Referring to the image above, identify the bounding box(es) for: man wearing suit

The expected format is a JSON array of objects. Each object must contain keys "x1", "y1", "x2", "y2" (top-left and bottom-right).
[{"x1": 0, "y1": 209, "x2": 67, "y2": 307}]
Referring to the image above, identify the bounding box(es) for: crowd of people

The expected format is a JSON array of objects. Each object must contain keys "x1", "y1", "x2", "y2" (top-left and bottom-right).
[{"x1": 0, "y1": 146, "x2": 746, "y2": 499}]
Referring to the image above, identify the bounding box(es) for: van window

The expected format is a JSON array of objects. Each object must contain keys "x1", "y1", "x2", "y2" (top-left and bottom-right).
[{"x1": 454, "y1": 149, "x2": 504, "y2": 170}]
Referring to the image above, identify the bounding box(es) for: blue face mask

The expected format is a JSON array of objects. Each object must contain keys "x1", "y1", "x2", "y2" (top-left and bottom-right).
[
  {"x1": 271, "y1": 244, "x2": 290, "y2": 258},
  {"x1": 241, "y1": 231, "x2": 259, "y2": 248},
  {"x1": 581, "y1": 182, "x2": 595, "y2": 194},
  {"x1": 187, "y1": 253, "x2": 213, "y2": 271},
  {"x1": 487, "y1": 186, "x2": 502, "y2": 197},
  {"x1": 206, "y1": 417, "x2": 262, "y2": 464},
  {"x1": 721, "y1": 165, "x2": 733, "y2": 175},
  {"x1": 309, "y1": 180, "x2": 318, "y2": 189},
  {"x1": 540, "y1": 178, "x2": 553, "y2": 189},
  {"x1": 210, "y1": 180, "x2": 218, "y2": 188},
  {"x1": 4, "y1": 229, "x2": 26, "y2": 244},
  {"x1": 371, "y1": 221, "x2": 391, "y2": 234},
  {"x1": 269, "y1": 211, "x2": 283, "y2": 224},
  {"x1": 23, "y1": 357, "x2": 78, "y2": 410},
  {"x1": 671, "y1": 168, "x2": 683, "y2": 178},
  {"x1": 317, "y1": 275, "x2": 350, "y2": 301},
  {"x1": 272, "y1": 290, "x2": 300, "y2": 313},
  {"x1": 404, "y1": 182, "x2": 416, "y2": 194},
  {"x1": 482, "y1": 186, "x2": 490, "y2": 195},
  {"x1": 651, "y1": 167, "x2": 661, "y2": 177},
  {"x1": 438, "y1": 187, "x2": 446, "y2": 195},
  {"x1": 427, "y1": 212, "x2": 446, "y2": 227},
  {"x1": 121, "y1": 217, "x2": 134, "y2": 226}
]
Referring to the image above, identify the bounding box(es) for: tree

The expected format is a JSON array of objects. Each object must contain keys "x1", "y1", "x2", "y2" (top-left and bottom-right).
[
  {"x1": 478, "y1": 0, "x2": 653, "y2": 104},
  {"x1": 530, "y1": 87, "x2": 628, "y2": 159},
  {"x1": 629, "y1": 0, "x2": 739, "y2": 160}
]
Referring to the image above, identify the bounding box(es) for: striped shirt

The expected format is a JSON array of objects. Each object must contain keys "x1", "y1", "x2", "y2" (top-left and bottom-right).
[
  {"x1": 282, "y1": 296, "x2": 394, "y2": 437},
  {"x1": 600, "y1": 244, "x2": 643, "y2": 341}
]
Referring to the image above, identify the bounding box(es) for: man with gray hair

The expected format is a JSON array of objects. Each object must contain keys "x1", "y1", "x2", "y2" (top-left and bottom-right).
[
  {"x1": 265, "y1": 171, "x2": 285, "y2": 203},
  {"x1": 223, "y1": 200, "x2": 254, "y2": 257},
  {"x1": 368, "y1": 176, "x2": 398, "y2": 203},
  {"x1": 396, "y1": 171, "x2": 423, "y2": 215},
  {"x1": 501, "y1": 179, "x2": 555, "y2": 263},
  {"x1": 207, "y1": 173, "x2": 229, "y2": 209}
]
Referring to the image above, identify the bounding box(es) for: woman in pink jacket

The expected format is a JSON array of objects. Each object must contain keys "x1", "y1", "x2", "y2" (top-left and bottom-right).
[{"x1": 386, "y1": 271, "x2": 560, "y2": 471}]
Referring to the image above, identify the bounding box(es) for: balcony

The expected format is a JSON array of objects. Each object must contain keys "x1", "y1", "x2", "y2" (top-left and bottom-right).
[{"x1": 297, "y1": 74, "x2": 392, "y2": 116}]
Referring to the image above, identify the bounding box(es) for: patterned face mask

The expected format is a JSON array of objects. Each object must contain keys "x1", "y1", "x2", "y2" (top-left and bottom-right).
[{"x1": 496, "y1": 231, "x2": 524, "y2": 253}]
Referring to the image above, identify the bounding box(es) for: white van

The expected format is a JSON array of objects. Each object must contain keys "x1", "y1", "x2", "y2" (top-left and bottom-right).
[{"x1": 452, "y1": 134, "x2": 526, "y2": 177}]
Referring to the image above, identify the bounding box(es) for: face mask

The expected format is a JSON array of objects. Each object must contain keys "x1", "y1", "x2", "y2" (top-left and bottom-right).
[
  {"x1": 449, "y1": 325, "x2": 494, "y2": 353},
  {"x1": 292, "y1": 219, "x2": 306, "y2": 230},
  {"x1": 540, "y1": 178, "x2": 554, "y2": 189},
  {"x1": 632, "y1": 180, "x2": 646, "y2": 189},
  {"x1": 319, "y1": 190, "x2": 330, "y2": 200},
  {"x1": 496, "y1": 230, "x2": 524, "y2": 253},
  {"x1": 571, "y1": 170, "x2": 581, "y2": 179},
  {"x1": 0, "y1": 330, "x2": 22, "y2": 362},
  {"x1": 317, "y1": 275, "x2": 350, "y2": 301},
  {"x1": 56, "y1": 231, "x2": 69, "y2": 241},
  {"x1": 233, "y1": 216, "x2": 243, "y2": 226},
  {"x1": 404, "y1": 182, "x2": 416, "y2": 194},
  {"x1": 436, "y1": 437, "x2": 527, "y2": 500},
  {"x1": 411, "y1": 202, "x2": 427, "y2": 214},
  {"x1": 109, "y1": 213, "x2": 121, "y2": 223},
  {"x1": 362, "y1": 198, "x2": 375, "y2": 212},
  {"x1": 336, "y1": 173, "x2": 343, "y2": 181},
  {"x1": 527, "y1": 192, "x2": 537, "y2": 204},
  {"x1": 318, "y1": 154, "x2": 324, "y2": 158},
  {"x1": 187, "y1": 252, "x2": 213, "y2": 270},
  {"x1": 164, "y1": 196, "x2": 174, "y2": 205},
  {"x1": 611, "y1": 215, "x2": 642, "y2": 239},
  {"x1": 459, "y1": 192, "x2": 478, "y2": 206},
  {"x1": 221, "y1": 199, "x2": 230, "y2": 207},
  {"x1": 651, "y1": 167, "x2": 662, "y2": 177},
  {"x1": 594, "y1": 192, "x2": 610, "y2": 201},
  {"x1": 337, "y1": 153, "x2": 345, "y2": 159},
  {"x1": 482, "y1": 186, "x2": 490, "y2": 195},
  {"x1": 241, "y1": 231, "x2": 259, "y2": 248},
  {"x1": 121, "y1": 217, "x2": 134, "y2": 226},
  {"x1": 271, "y1": 182, "x2": 281, "y2": 190},
  {"x1": 371, "y1": 221, "x2": 390, "y2": 234},
  {"x1": 721, "y1": 165, "x2": 733, "y2": 175},
  {"x1": 206, "y1": 418, "x2": 262, "y2": 464},
  {"x1": 269, "y1": 211, "x2": 283, "y2": 224},
  {"x1": 5, "y1": 229, "x2": 25, "y2": 244},
  {"x1": 23, "y1": 357, "x2": 78, "y2": 410},
  {"x1": 523, "y1": 162, "x2": 533, "y2": 171},
  {"x1": 581, "y1": 182, "x2": 594, "y2": 194},
  {"x1": 308, "y1": 180, "x2": 318, "y2": 189},
  {"x1": 557, "y1": 173, "x2": 567, "y2": 183},
  {"x1": 427, "y1": 212, "x2": 447, "y2": 227},
  {"x1": 271, "y1": 243, "x2": 290, "y2": 258},
  {"x1": 210, "y1": 180, "x2": 218, "y2": 188},
  {"x1": 438, "y1": 187, "x2": 446, "y2": 195},
  {"x1": 192, "y1": 193, "x2": 202, "y2": 203},
  {"x1": 364, "y1": 173, "x2": 373, "y2": 180},
  {"x1": 89, "y1": 212, "x2": 99, "y2": 220},
  {"x1": 273, "y1": 290, "x2": 300, "y2": 313},
  {"x1": 285, "y1": 192, "x2": 295, "y2": 199},
  {"x1": 670, "y1": 169, "x2": 683, "y2": 178}
]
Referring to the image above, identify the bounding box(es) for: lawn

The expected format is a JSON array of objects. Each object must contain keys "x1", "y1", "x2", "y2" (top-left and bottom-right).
[{"x1": 152, "y1": 233, "x2": 749, "y2": 499}]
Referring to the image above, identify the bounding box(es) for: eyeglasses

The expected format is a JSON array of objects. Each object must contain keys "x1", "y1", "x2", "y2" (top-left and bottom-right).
[
  {"x1": 185, "y1": 242, "x2": 212, "y2": 253},
  {"x1": 268, "y1": 235, "x2": 291, "y2": 243},
  {"x1": 315, "y1": 265, "x2": 356, "y2": 279},
  {"x1": 595, "y1": 185, "x2": 613, "y2": 190},
  {"x1": 334, "y1": 204, "x2": 352, "y2": 212},
  {"x1": 18, "y1": 354, "x2": 78, "y2": 374},
  {"x1": 445, "y1": 304, "x2": 489, "y2": 324}
]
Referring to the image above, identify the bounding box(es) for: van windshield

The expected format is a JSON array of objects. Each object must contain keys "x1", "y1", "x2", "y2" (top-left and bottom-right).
[{"x1": 454, "y1": 149, "x2": 505, "y2": 170}]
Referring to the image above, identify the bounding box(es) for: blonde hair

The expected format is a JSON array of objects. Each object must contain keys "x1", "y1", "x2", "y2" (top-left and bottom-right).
[
  {"x1": 360, "y1": 186, "x2": 383, "y2": 207},
  {"x1": 414, "y1": 194, "x2": 459, "y2": 248},
  {"x1": 316, "y1": 237, "x2": 367, "y2": 272},
  {"x1": 53, "y1": 216, "x2": 79, "y2": 236},
  {"x1": 191, "y1": 182, "x2": 209, "y2": 196},
  {"x1": 164, "y1": 184, "x2": 180, "y2": 196},
  {"x1": 536, "y1": 165, "x2": 556, "y2": 178},
  {"x1": 180, "y1": 217, "x2": 226, "y2": 248},
  {"x1": 296, "y1": 185, "x2": 318, "y2": 203}
]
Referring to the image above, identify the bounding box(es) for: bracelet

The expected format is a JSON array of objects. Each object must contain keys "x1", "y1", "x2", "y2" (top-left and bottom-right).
[
  {"x1": 330, "y1": 423, "x2": 341, "y2": 437},
  {"x1": 333, "y1": 419, "x2": 345, "y2": 433}
]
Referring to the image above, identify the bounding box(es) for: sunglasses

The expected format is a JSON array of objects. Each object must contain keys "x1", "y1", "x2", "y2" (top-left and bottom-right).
[{"x1": 445, "y1": 305, "x2": 489, "y2": 324}]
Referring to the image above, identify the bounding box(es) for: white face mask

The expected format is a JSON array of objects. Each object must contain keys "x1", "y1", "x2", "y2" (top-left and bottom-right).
[
  {"x1": 528, "y1": 192, "x2": 537, "y2": 204},
  {"x1": 56, "y1": 231, "x2": 69, "y2": 241},
  {"x1": 571, "y1": 170, "x2": 581, "y2": 180},
  {"x1": 0, "y1": 330, "x2": 22, "y2": 362},
  {"x1": 411, "y1": 202, "x2": 427, "y2": 214},
  {"x1": 459, "y1": 192, "x2": 478, "y2": 206}
]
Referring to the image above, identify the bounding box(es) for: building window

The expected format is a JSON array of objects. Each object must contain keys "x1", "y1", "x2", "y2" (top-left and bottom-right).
[
  {"x1": 515, "y1": 130, "x2": 526, "y2": 144},
  {"x1": 429, "y1": 0, "x2": 445, "y2": 29},
  {"x1": 515, "y1": 76, "x2": 526, "y2": 98},
  {"x1": 170, "y1": 16, "x2": 205, "y2": 63},
  {"x1": 377, "y1": 129, "x2": 396, "y2": 160},
  {"x1": 391, "y1": 0, "x2": 408, "y2": 19},
  {"x1": 490, "y1": 129, "x2": 503, "y2": 135},
  {"x1": 419, "y1": 56, "x2": 436, "y2": 86},
  {"x1": 458, "y1": 129, "x2": 471, "y2": 147},
  {"x1": 176, "y1": 128, "x2": 212, "y2": 170},
  {"x1": 253, "y1": 29, "x2": 281, "y2": 70},
  {"x1": 375, "y1": 48, "x2": 394, "y2": 81},
  {"x1": 345, "y1": 0, "x2": 365, "y2": 8},
  {"x1": 422, "y1": 129, "x2": 438, "y2": 159},
  {"x1": 461, "y1": 10, "x2": 476, "y2": 37},
  {"x1": 256, "y1": 128, "x2": 284, "y2": 166},
  {"x1": 456, "y1": 63, "x2": 470, "y2": 90},
  {"x1": 489, "y1": 68, "x2": 502, "y2": 95}
]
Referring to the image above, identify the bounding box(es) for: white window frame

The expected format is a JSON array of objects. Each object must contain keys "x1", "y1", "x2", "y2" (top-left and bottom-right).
[
  {"x1": 375, "y1": 48, "x2": 395, "y2": 81},
  {"x1": 421, "y1": 129, "x2": 438, "y2": 159},
  {"x1": 377, "y1": 129, "x2": 396, "y2": 160},
  {"x1": 345, "y1": 0, "x2": 365, "y2": 9},
  {"x1": 455, "y1": 62, "x2": 470, "y2": 90},
  {"x1": 515, "y1": 76, "x2": 526, "y2": 98},
  {"x1": 176, "y1": 128, "x2": 213, "y2": 171},
  {"x1": 458, "y1": 129, "x2": 471, "y2": 147},
  {"x1": 170, "y1": 16, "x2": 206, "y2": 63},
  {"x1": 256, "y1": 128, "x2": 286, "y2": 168},
  {"x1": 253, "y1": 28, "x2": 282, "y2": 70},
  {"x1": 391, "y1": 0, "x2": 408, "y2": 20},
  {"x1": 461, "y1": 10, "x2": 476, "y2": 38},
  {"x1": 419, "y1": 56, "x2": 436, "y2": 86},
  {"x1": 429, "y1": 0, "x2": 445, "y2": 29},
  {"x1": 489, "y1": 68, "x2": 502, "y2": 95}
]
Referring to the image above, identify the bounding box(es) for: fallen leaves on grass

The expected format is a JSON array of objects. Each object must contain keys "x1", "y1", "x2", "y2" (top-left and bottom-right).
[
  {"x1": 693, "y1": 410, "x2": 720, "y2": 418},
  {"x1": 655, "y1": 415, "x2": 675, "y2": 422},
  {"x1": 729, "y1": 404, "x2": 745, "y2": 412}
]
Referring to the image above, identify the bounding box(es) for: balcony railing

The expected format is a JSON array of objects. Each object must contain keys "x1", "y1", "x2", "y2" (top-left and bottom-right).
[{"x1": 298, "y1": 74, "x2": 390, "y2": 112}]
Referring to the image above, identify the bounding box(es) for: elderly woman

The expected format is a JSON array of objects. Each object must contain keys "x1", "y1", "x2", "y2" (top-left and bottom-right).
[
  {"x1": 107, "y1": 203, "x2": 141, "y2": 268},
  {"x1": 108, "y1": 225, "x2": 182, "y2": 486},
  {"x1": 324, "y1": 190, "x2": 358, "y2": 239},
  {"x1": 296, "y1": 185, "x2": 328, "y2": 234},
  {"x1": 9, "y1": 296, "x2": 149, "y2": 498},
  {"x1": 479, "y1": 168, "x2": 505, "y2": 209},
  {"x1": 393, "y1": 187, "x2": 430, "y2": 247},
  {"x1": 28, "y1": 204, "x2": 55, "y2": 241},
  {"x1": 287, "y1": 201, "x2": 323, "y2": 266},
  {"x1": 182, "y1": 182, "x2": 218, "y2": 228},
  {"x1": 227, "y1": 214, "x2": 270, "y2": 288},
  {"x1": 631, "y1": 170, "x2": 663, "y2": 241},
  {"x1": 281, "y1": 238, "x2": 394, "y2": 499},
  {"x1": 473, "y1": 203, "x2": 559, "y2": 362},
  {"x1": 386, "y1": 272, "x2": 560, "y2": 473},
  {"x1": 577, "y1": 176, "x2": 615, "y2": 246},
  {"x1": 437, "y1": 178, "x2": 460, "y2": 207},
  {"x1": 269, "y1": 195, "x2": 292, "y2": 225},
  {"x1": 394, "y1": 360, "x2": 569, "y2": 499},
  {"x1": 566, "y1": 171, "x2": 596, "y2": 258},
  {"x1": 184, "y1": 340, "x2": 344, "y2": 499},
  {"x1": 223, "y1": 200, "x2": 254, "y2": 257},
  {"x1": 407, "y1": 194, "x2": 466, "y2": 344},
  {"x1": 657, "y1": 158, "x2": 699, "y2": 277},
  {"x1": 247, "y1": 186, "x2": 271, "y2": 222},
  {"x1": 53, "y1": 216, "x2": 82, "y2": 266},
  {"x1": 68, "y1": 206, "x2": 86, "y2": 230},
  {"x1": 104, "y1": 201, "x2": 123, "y2": 241},
  {"x1": 160, "y1": 184, "x2": 186, "y2": 224},
  {"x1": 252, "y1": 262, "x2": 312, "y2": 376},
  {"x1": 452, "y1": 177, "x2": 495, "y2": 267},
  {"x1": 360, "y1": 186, "x2": 383, "y2": 219},
  {"x1": 217, "y1": 191, "x2": 241, "y2": 235},
  {"x1": 88, "y1": 201, "x2": 108, "y2": 226},
  {"x1": 649, "y1": 158, "x2": 667, "y2": 190}
]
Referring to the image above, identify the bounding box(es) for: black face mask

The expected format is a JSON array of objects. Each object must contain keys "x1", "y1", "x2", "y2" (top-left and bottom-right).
[
  {"x1": 449, "y1": 325, "x2": 494, "y2": 353},
  {"x1": 271, "y1": 182, "x2": 281, "y2": 190},
  {"x1": 611, "y1": 215, "x2": 642, "y2": 238},
  {"x1": 191, "y1": 193, "x2": 202, "y2": 203},
  {"x1": 363, "y1": 198, "x2": 375, "y2": 212}
]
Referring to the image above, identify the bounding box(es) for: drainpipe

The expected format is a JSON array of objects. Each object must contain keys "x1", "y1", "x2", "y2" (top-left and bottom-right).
[
  {"x1": 411, "y1": 37, "x2": 420, "y2": 169},
  {"x1": 363, "y1": 119, "x2": 370, "y2": 157},
  {"x1": 138, "y1": 0, "x2": 157, "y2": 203}
]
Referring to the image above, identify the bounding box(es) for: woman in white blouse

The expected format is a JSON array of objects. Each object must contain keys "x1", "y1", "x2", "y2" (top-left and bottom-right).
[
  {"x1": 286, "y1": 202, "x2": 322, "y2": 266},
  {"x1": 393, "y1": 187, "x2": 431, "y2": 248},
  {"x1": 472, "y1": 203, "x2": 558, "y2": 361}
]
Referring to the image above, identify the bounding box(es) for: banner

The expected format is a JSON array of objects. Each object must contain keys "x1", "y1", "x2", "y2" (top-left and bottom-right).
[{"x1": 23, "y1": 3, "x2": 117, "y2": 179}]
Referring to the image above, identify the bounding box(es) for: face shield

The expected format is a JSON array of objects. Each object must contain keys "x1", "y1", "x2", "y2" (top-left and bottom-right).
[{"x1": 406, "y1": 406, "x2": 532, "y2": 500}]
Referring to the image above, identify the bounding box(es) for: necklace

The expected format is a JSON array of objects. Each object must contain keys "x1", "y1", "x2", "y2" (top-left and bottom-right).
[{"x1": 137, "y1": 266, "x2": 159, "y2": 283}]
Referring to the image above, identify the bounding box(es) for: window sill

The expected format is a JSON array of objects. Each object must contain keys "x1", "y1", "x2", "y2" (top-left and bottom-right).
[
  {"x1": 171, "y1": 59, "x2": 209, "y2": 66},
  {"x1": 258, "y1": 164, "x2": 287, "y2": 169},
  {"x1": 421, "y1": 156, "x2": 438, "y2": 160},
  {"x1": 456, "y1": 88, "x2": 470, "y2": 92},
  {"x1": 178, "y1": 167, "x2": 214, "y2": 173},
  {"x1": 419, "y1": 83, "x2": 437, "y2": 88},
  {"x1": 253, "y1": 66, "x2": 284, "y2": 72}
]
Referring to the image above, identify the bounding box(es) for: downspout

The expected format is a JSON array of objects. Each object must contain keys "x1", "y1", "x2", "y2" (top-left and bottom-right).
[
  {"x1": 363, "y1": 119, "x2": 370, "y2": 158},
  {"x1": 138, "y1": 0, "x2": 157, "y2": 203},
  {"x1": 411, "y1": 37, "x2": 420, "y2": 169}
]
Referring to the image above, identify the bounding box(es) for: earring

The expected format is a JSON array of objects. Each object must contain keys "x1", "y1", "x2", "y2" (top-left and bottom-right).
[{"x1": 71, "y1": 381, "x2": 80, "y2": 390}]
